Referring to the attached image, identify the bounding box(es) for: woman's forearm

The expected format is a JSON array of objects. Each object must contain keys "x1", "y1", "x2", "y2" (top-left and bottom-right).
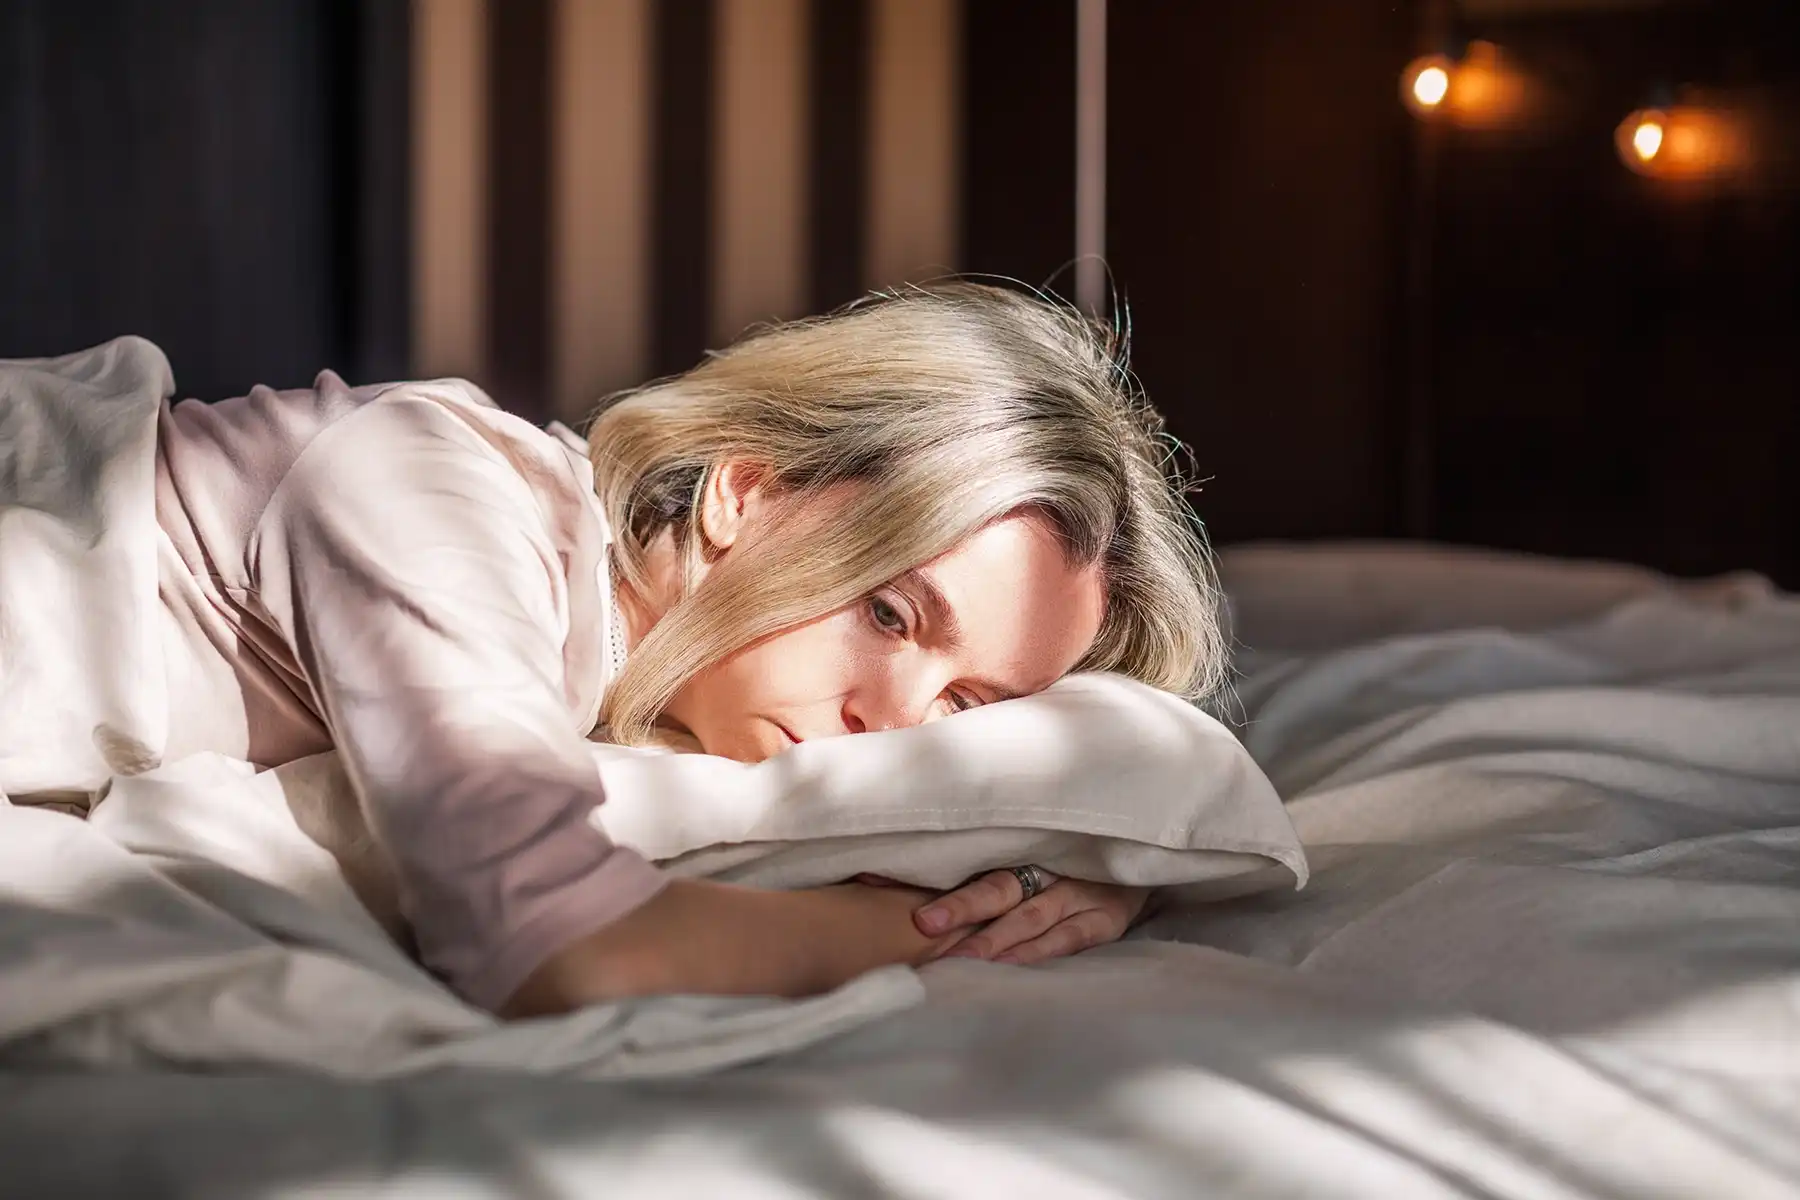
[{"x1": 500, "y1": 878, "x2": 944, "y2": 1017}]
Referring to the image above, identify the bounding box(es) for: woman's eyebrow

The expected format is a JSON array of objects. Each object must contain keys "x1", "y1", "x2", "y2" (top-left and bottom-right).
[
  {"x1": 900, "y1": 568, "x2": 962, "y2": 646},
  {"x1": 899, "y1": 569, "x2": 1022, "y2": 703}
]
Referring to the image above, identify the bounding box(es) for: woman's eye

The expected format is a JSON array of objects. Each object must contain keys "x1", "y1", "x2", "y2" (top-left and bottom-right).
[
  {"x1": 947, "y1": 691, "x2": 977, "y2": 714},
  {"x1": 868, "y1": 595, "x2": 908, "y2": 635}
]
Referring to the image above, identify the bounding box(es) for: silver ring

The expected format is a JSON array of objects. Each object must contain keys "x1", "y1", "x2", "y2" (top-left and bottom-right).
[{"x1": 1010, "y1": 864, "x2": 1048, "y2": 902}]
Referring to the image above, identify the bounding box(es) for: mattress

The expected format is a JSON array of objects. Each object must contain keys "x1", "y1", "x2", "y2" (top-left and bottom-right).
[{"x1": 4, "y1": 542, "x2": 1796, "y2": 1199}]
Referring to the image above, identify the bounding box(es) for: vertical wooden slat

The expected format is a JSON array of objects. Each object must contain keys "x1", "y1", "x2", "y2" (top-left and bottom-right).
[
  {"x1": 552, "y1": 0, "x2": 652, "y2": 423},
  {"x1": 412, "y1": 0, "x2": 488, "y2": 382},
  {"x1": 866, "y1": 0, "x2": 962, "y2": 289},
  {"x1": 652, "y1": 0, "x2": 716, "y2": 376},
  {"x1": 713, "y1": 0, "x2": 810, "y2": 344}
]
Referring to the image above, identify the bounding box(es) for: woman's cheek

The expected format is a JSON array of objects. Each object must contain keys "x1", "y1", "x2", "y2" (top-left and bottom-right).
[
  {"x1": 771, "y1": 611, "x2": 891, "y2": 713},
  {"x1": 749, "y1": 613, "x2": 869, "y2": 697},
  {"x1": 833, "y1": 611, "x2": 901, "y2": 679}
]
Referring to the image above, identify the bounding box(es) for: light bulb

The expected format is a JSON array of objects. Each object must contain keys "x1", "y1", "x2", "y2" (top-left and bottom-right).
[
  {"x1": 1401, "y1": 55, "x2": 1457, "y2": 118},
  {"x1": 1631, "y1": 117, "x2": 1664, "y2": 161},
  {"x1": 1414, "y1": 66, "x2": 1450, "y2": 108}
]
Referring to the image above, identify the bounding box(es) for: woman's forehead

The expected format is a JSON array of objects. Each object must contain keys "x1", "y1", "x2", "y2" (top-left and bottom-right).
[{"x1": 917, "y1": 516, "x2": 1106, "y2": 689}]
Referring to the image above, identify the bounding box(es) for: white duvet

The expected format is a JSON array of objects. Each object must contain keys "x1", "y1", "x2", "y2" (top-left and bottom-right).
[{"x1": 3, "y1": 545, "x2": 1797, "y2": 1197}]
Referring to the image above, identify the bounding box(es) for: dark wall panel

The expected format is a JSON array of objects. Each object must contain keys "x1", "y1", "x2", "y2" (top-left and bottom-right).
[
  {"x1": 486, "y1": 0, "x2": 551, "y2": 420},
  {"x1": 651, "y1": 0, "x2": 716, "y2": 378},
  {"x1": 962, "y1": 0, "x2": 1077, "y2": 295},
  {"x1": 1427, "y1": 3, "x2": 1800, "y2": 586},
  {"x1": 810, "y1": 0, "x2": 870, "y2": 312},
  {"x1": 345, "y1": 0, "x2": 413, "y2": 386},
  {"x1": 1107, "y1": 1, "x2": 1415, "y2": 544},
  {"x1": 0, "y1": 0, "x2": 350, "y2": 402}
]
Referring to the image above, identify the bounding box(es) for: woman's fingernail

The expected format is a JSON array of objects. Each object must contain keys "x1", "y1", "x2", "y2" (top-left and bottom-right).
[
  {"x1": 917, "y1": 907, "x2": 949, "y2": 933},
  {"x1": 994, "y1": 953, "x2": 1019, "y2": 965},
  {"x1": 945, "y1": 944, "x2": 982, "y2": 959}
]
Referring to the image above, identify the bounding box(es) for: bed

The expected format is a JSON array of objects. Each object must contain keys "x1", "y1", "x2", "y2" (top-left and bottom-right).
[{"x1": 4, "y1": 542, "x2": 1796, "y2": 1199}]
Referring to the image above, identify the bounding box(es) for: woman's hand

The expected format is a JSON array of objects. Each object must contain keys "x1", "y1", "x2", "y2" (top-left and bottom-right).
[{"x1": 911, "y1": 870, "x2": 1152, "y2": 966}]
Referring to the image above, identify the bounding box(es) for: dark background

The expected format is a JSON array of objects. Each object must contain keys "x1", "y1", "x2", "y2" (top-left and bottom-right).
[{"x1": 4, "y1": 0, "x2": 1797, "y2": 585}]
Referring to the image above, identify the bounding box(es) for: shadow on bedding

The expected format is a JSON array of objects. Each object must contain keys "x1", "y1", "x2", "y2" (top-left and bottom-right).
[{"x1": 2, "y1": 941, "x2": 1795, "y2": 1198}]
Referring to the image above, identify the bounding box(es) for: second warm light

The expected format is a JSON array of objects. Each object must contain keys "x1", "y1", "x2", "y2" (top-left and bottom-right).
[{"x1": 1616, "y1": 103, "x2": 1748, "y2": 180}]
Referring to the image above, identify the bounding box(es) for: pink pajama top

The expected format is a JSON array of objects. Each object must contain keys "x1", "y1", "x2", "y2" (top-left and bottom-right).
[{"x1": 152, "y1": 372, "x2": 667, "y2": 1011}]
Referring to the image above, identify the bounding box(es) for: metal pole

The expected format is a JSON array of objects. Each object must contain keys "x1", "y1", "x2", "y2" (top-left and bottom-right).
[{"x1": 1075, "y1": 0, "x2": 1107, "y2": 314}]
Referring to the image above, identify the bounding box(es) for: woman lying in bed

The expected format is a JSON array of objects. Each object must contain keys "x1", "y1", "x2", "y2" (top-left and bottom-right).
[{"x1": 147, "y1": 282, "x2": 1225, "y2": 1017}]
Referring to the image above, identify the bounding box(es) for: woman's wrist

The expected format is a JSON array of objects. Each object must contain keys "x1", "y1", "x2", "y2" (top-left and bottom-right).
[
  {"x1": 500, "y1": 878, "x2": 946, "y2": 1018},
  {"x1": 814, "y1": 881, "x2": 949, "y2": 968}
]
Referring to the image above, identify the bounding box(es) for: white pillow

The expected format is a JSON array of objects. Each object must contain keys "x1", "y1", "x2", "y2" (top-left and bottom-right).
[{"x1": 589, "y1": 672, "x2": 1307, "y2": 893}]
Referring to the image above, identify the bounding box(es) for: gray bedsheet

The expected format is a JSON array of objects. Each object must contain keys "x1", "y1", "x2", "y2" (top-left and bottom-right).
[{"x1": 5, "y1": 544, "x2": 1797, "y2": 1199}]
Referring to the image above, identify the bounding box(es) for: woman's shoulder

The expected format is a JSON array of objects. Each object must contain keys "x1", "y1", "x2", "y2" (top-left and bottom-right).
[
  {"x1": 166, "y1": 370, "x2": 561, "y2": 463},
  {"x1": 176, "y1": 372, "x2": 585, "y2": 499},
  {"x1": 161, "y1": 371, "x2": 464, "y2": 502},
  {"x1": 358, "y1": 378, "x2": 591, "y2": 487},
  {"x1": 161, "y1": 372, "x2": 605, "y2": 580}
]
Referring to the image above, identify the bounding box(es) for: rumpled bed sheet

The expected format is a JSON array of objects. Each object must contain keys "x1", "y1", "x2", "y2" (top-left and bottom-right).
[{"x1": 6, "y1": 548, "x2": 1799, "y2": 1195}]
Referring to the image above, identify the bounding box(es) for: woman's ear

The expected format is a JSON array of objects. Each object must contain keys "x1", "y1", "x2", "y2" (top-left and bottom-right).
[{"x1": 698, "y1": 459, "x2": 772, "y2": 552}]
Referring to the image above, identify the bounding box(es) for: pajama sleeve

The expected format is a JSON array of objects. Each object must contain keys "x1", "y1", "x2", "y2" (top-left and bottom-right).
[{"x1": 248, "y1": 389, "x2": 667, "y2": 1011}]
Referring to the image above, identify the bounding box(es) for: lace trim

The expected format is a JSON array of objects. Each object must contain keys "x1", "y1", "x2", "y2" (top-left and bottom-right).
[{"x1": 605, "y1": 555, "x2": 630, "y2": 681}]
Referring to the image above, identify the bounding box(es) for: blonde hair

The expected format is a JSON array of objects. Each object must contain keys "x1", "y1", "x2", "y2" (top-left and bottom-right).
[{"x1": 584, "y1": 281, "x2": 1226, "y2": 745}]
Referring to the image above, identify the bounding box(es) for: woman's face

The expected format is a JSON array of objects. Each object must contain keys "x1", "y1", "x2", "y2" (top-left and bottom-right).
[{"x1": 651, "y1": 467, "x2": 1106, "y2": 763}]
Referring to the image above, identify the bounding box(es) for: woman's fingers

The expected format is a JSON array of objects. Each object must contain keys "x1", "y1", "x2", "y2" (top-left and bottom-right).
[
  {"x1": 940, "y1": 886, "x2": 1072, "y2": 960},
  {"x1": 940, "y1": 881, "x2": 1152, "y2": 965},
  {"x1": 916, "y1": 924, "x2": 980, "y2": 962},
  {"x1": 992, "y1": 907, "x2": 1120, "y2": 966},
  {"x1": 913, "y1": 867, "x2": 1058, "y2": 935}
]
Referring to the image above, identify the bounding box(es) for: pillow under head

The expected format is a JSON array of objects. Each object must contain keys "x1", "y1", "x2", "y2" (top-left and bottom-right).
[{"x1": 588, "y1": 672, "x2": 1307, "y2": 892}]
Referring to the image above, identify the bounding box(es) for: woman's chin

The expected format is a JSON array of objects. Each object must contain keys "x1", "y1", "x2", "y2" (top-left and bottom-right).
[
  {"x1": 661, "y1": 716, "x2": 796, "y2": 763},
  {"x1": 731, "y1": 718, "x2": 797, "y2": 764}
]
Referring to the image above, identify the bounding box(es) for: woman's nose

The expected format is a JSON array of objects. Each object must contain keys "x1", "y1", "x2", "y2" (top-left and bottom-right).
[{"x1": 843, "y1": 671, "x2": 941, "y2": 735}]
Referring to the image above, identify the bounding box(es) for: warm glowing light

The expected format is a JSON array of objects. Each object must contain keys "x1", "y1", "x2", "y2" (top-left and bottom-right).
[
  {"x1": 1616, "y1": 103, "x2": 1747, "y2": 180},
  {"x1": 1401, "y1": 44, "x2": 1530, "y2": 127},
  {"x1": 1401, "y1": 55, "x2": 1457, "y2": 118},
  {"x1": 1413, "y1": 66, "x2": 1450, "y2": 108}
]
